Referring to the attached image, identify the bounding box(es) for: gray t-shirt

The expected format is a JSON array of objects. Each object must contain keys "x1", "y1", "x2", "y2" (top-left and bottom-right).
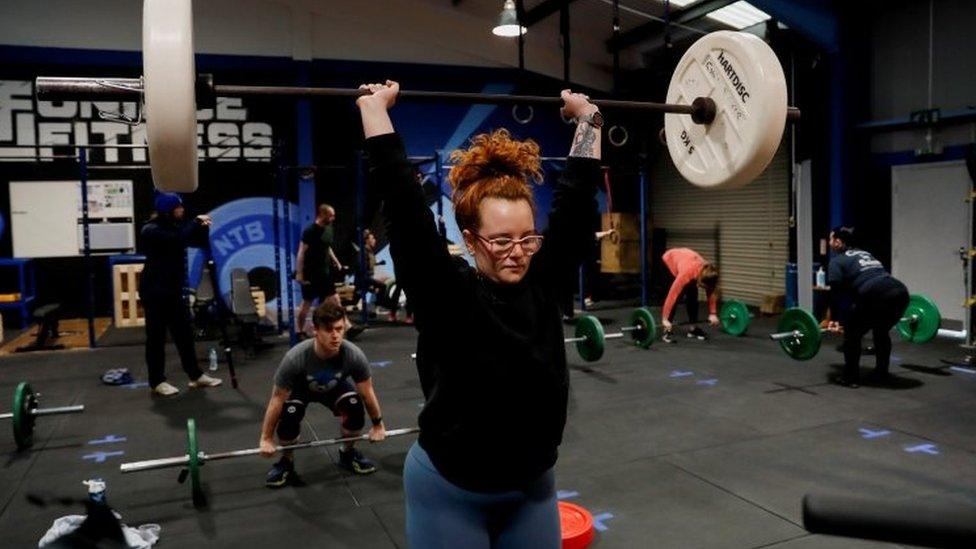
[{"x1": 274, "y1": 339, "x2": 371, "y2": 401}]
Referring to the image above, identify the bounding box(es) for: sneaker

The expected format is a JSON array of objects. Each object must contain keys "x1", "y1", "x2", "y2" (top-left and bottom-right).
[
  {"x1": 404, "y1": 315, "x2": 414, "y2": 325},
  {"x1": 338, "y1": 447, "x2": 377, "y2": 475},
  {"x1": 387, "y1": 311, "x2": 398, "y2": 323},
  {"x1": 687, "y1": 327, "x2": 708, "y2": 341},
  {"x1": 188, "y1": 373, "x2": 223, "y2": 388},
  {"x1": 662, "y1": 330, "x2": 677, "y2": 344},
  {"x1": 265, "y1": 458, "x2": 294, "y2": 488},
  {"x1": 152, "y1": 381, "x2": 180, "y2": 397}
]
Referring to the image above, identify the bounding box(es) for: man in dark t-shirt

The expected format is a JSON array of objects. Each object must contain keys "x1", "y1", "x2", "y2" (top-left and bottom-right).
[
  {"x1": 827, "y1": 226, "x2": 909, "y2": 387},
  {"x1": 259, "y1": 301, "x2": 387, "y2": 486},
  {"x1": 295, "y1": 203, "x2": 343, "y2": 335}
]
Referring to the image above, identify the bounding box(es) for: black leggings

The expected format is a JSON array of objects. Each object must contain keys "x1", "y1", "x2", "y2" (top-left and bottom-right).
[
  {"x1": 842, "y1": 278, "x2": 910, "y2": 382},
  {"x1": 664, "y1": 275, "x2": 700, "y2": 325},
  {"x1": 143, "y1": 294, "x2": 202, "y2": 388}
]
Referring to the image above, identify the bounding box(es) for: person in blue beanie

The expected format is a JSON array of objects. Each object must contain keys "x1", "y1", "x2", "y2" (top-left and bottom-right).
[{"x1": 139, "y1": 192, "x2": 222, "y2": 396}]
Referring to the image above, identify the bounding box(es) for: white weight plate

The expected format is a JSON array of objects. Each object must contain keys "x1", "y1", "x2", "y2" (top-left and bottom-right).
[
  {"x1": 664, "y1": 31, "x2": 787, "y2": 189},
  {"x1": 143, "y1": 0, "x2": 198, "y2": 193}
]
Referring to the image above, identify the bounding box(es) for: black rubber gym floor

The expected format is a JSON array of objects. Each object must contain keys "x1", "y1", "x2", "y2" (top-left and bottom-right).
[{"x1": 1, "y1": 305, "x2": 974, "y2": 548}]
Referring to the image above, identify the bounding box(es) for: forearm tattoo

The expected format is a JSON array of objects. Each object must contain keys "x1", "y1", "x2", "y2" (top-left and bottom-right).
[{"x1": 569, "y1": 122, "x2": 598, "y2": 158}]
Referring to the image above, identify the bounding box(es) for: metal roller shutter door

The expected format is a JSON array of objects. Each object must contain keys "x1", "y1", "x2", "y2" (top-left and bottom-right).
[{"x1": 650, "y1": 141, "x2": 789, "y2": 306}]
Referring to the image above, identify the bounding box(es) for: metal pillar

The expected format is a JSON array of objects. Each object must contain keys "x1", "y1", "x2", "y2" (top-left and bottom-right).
[
  {"x1": 639, "y1": 159, "x2": 648, "y2": 308},
  {"x1": 79, "y1": 148, "x2": 96, "y2": 348},
  {"x1": 355, "y1": 151, "x2": 368, "y2": 327},
  {"x1": 797, "y1": 160, "x2": 814, "y2": 311}
]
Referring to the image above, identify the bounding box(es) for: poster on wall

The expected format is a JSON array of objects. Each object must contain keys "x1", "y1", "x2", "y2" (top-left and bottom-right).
[{"x1": 9, "y1": 179, "x2": 135, "y2": 257}]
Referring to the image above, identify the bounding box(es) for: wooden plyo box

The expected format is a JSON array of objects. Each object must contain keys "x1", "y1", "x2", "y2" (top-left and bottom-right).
[
  {"x1": 113, "y1": 264, "x2": 145, "y2": 327},
  {"x1": 601, "y1": 213, "x2": 651, "y2": 274}
]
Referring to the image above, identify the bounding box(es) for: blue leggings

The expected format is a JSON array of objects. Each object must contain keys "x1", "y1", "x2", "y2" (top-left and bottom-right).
[{"x1": 404, "y1": 442, "x2": 560, "y2": 549}]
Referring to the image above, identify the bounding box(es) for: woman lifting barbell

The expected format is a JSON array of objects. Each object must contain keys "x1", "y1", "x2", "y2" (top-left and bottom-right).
[
  {"x1": 660, "y1": 247, "x2": 721, "y2": 343},
  {"x1": 357, "y1": 80, "x2": 600, "y2": 548},
  {"x1": 826, "y1": 227, "x2": 909, "y2": 388}
]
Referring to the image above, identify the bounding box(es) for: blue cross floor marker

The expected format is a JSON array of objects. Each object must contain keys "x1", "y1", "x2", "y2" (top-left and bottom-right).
[
  {"x1": 592, "y1": 512, "x2": 615, "y2": 532},
  {"x1": 82, "y1": 451, "x2": 125, "y2": 463},
  {"x1": 88, "y1": 435, "x2": 127, "y2": 445},
  {"x1": 904, "y1": 444, "x2": 940, "y2": 455},
  {"x1": 858, "y1": 428, "x2": 891, "y2": 439}
]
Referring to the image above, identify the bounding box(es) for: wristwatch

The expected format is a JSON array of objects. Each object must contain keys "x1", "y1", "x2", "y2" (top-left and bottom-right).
[
  {"x1": 371, "y1": 416, "x2": 383, "y2": 427},
  {"x1": 577, "y1": 110, "x2": 604, "y2": 129}
]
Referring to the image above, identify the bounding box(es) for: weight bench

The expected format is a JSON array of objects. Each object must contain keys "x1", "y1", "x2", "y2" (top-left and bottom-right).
[
  {"x1": 15, "y1": 303, "x2": 65, "y2": 353},
  {"x1": 229, "y1": 268, "x2": 271, "y2": 355}
]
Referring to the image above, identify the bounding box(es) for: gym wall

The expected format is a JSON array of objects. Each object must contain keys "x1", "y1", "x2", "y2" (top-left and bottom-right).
[{"x1": 851, "y1": 0, "x2": 976, "y2": 268}]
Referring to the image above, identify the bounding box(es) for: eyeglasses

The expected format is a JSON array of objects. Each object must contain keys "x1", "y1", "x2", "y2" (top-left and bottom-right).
[{"x1": 472, "y1": 232, "x2": 544, "y2": 257}]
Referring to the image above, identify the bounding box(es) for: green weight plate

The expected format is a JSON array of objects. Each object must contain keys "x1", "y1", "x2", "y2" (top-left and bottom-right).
[
  {"x1": 574, "y1": 315, "x2": 606, "y2": 362},
  {"x1": 720, "y1": 300, "x2": 751, "y2": 337},
  {"x1": 187, "y1": 418, "x2": 203, "y2": 506},
  {"x1": 776, "y1": 308, "x2": 822, "y2": 361},
  {"x1": 897, "y1": 294, "x2": 942, "y2": 344},
  {"x1": 12, "y1": 382, "x2": 37, "y2": 449},
  {"x1": 629, "y1": 307, "x2": 657, "y2": 349}
]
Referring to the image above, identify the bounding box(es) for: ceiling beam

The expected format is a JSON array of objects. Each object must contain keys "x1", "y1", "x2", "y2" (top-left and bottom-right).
[
  {"x1": 521, "y1": 0, "x2": 581, "y2": 27},
  {"x1": 606, "y1": 0, "x2": 737, "y2": 52}
]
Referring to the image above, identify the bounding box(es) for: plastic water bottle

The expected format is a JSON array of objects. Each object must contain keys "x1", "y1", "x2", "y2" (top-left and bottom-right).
[
  {"x1": 84, "y1": 478, "x2": 107, "y2": 505},
  {"x1": 208, "y1": 347, "x2": 219, "y2": 371},
  {"x1": 816, "y1": 266, "x2": 826, "y2": 287}
]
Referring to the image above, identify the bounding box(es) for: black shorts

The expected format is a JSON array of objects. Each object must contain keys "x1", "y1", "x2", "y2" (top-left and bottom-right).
[{"x1": 301, "y1": 275, "x2": 336, "y2": 302}]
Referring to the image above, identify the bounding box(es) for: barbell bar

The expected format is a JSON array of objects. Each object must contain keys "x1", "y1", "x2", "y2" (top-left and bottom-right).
[
  {"x1": 33, "y1": 0, "x2": 801, "y2": 193},
  {"x1": 120, "y1": 418, "x2": 419, "y2": 506},
  {"x1": 36, "y1": 76, "x2": 801, "y2": 125},
  {"x1": 1, "y1": 381, "x2": 85, "y2": 449}
]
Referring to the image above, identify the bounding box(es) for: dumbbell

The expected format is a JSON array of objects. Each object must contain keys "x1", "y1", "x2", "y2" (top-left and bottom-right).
[
  {"x1": 719, "y1": 299, "x2": 753, "y2": 336},
  {"x1": 770, "y1": 293, "x2": 956, "y2": 361},
  {"x1": 1, "y1": 381, "x2": 85, "y2": 449},
  {"x1": 565, "y1": 307, "x2": 657, "y2": 362}
]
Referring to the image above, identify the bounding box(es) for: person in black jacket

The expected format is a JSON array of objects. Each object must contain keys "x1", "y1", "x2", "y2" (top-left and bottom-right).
[
  {"x1": 827, "y1": 226, "x2": 910, "y2": 387},
  {"x1": 357, "y1": 81, "x2": 600, "y2": 548},
  {"x1": 140, "y1": 193, "x2": 222, "y2": 397}
]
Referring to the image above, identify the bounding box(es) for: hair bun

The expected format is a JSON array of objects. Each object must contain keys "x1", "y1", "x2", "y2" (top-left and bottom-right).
[{"x1": 448, "y1": 129, "x2": 542, "y2": 194}]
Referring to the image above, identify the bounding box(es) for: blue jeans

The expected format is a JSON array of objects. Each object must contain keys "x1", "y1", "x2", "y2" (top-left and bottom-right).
[{"x1": 403, "y1": 442, "x2": 560, "y2": 549}]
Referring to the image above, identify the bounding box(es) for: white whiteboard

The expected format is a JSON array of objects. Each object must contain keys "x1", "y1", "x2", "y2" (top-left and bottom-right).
[
  {"x1": 9, "y1": 180, "x2": 135, "y2": 258},
  {"x1": 892, "y1": 161, "x2": 969, "y2": 322}
]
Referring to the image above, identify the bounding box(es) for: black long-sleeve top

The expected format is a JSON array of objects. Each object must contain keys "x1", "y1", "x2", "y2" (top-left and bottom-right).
[
  {"x1": 827, "y1": 247, "x2": 890, "y2": 321},
  {"x1": 138, "y1": 216, "x2": 210, "y2": 299},
  {"x1": 366, "y1": 133, "x2": 599, "y2": 493}
]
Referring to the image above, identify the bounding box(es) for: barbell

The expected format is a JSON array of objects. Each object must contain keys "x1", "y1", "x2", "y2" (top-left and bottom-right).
[
  {"x1": 34, "y1": 0, "x2": 800, "y2": 193},
  {"x1": 770, "y1": 294, "x2": 962, "y2": 361},
  {"x1": 1, "y1": 381, "x2": 85, "y2": 449},
  {"x1": 120, "y1": 418, "x2": 419, "y2": 506},
  {"x1": 566, "y1": 308, "x2": 657, "y2": 362}
]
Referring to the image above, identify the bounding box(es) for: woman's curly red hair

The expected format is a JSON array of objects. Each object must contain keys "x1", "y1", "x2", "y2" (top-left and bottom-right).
[{"x1": 448, "y1": 129, "x2": 542, "y2": 231}]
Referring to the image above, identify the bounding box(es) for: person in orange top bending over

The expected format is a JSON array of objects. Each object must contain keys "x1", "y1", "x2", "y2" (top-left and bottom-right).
[{"x1": 660, "y1": 247, "x2": 720, "y2": 343}]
